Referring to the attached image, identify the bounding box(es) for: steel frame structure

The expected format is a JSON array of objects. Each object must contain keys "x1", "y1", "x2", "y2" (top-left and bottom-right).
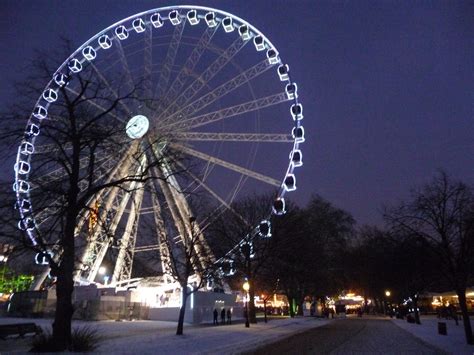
[{"x1": 14, "y1": 6, "x2": 304, "y2": 291}]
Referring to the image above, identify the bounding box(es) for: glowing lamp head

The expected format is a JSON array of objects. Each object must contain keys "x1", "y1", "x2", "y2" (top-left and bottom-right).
[
  {"x1": 385, "y1": 290, "x2": 391, "y2": 297},
  {"x1": 243, "y1": 281, "x2": 250, "y2": 292}
]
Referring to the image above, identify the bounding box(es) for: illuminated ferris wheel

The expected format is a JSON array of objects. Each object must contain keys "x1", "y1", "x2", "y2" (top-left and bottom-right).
[{"x1": 13, "y1": 6, "x2": 304, "y2": 288}]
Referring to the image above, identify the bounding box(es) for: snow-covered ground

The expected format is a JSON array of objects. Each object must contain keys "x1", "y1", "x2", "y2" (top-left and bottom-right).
[
  {"x1": 0, "y1": 316, "x2": 331, "y2": 354},
  {"x1": 2, "y1": 315, "x2": 473, "y2": 354},
  {"x1": 392, "y1": 315, "x2": 474, "y2": 354}
]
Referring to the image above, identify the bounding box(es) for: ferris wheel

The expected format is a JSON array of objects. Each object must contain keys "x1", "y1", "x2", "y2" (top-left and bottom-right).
[{"x1": 13, "y1": 5, "x2": 304, "y2": 288}]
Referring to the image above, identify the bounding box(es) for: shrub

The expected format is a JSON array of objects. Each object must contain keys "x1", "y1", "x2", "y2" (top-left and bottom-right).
[{"x1": 30, "y1": 325, "x2": 102, "y2": 352}]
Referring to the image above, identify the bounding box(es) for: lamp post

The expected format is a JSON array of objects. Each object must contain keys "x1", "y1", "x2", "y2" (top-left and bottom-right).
[
  {"x1": 243, "y1": 281, "x2": 250, "y2": 328},
  {"x1": 384, "y1": 290, "x2": 391, "y2": 316}
]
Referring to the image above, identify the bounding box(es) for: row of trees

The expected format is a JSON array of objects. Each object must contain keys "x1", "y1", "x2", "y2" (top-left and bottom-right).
[
  {"x1": 221, "y1": 172, "x2": 473, "y2": 345},
  {"x1": 204, "y1": 171, "x2": 473, "y2": 346}
]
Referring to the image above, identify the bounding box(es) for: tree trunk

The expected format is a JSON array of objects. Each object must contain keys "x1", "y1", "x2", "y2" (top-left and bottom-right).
[
  {"x1": 249, "y1": 285, "x2": 257, "y2": 323},
  {"x1": 176, "y1": 292, "x2": 188, "y2": 335},
  {"x1": 52, "y1": 211, "x2": 76, "y2": 350},
  {"x1": 289, "y1": 297, "x2": 296, "y2": 317},
  {"x1": 413, "y1": 295, "x2": 421, "y2": 324},
  {"x1": 457, "y1": 288, "x2": 473, "y2": 345},
  {"x1": 263, "y1": 300, "x2": 267, "y2": 323},
  {"x1": 297, "y1": 296, "x2": 304, "y2": 316},
  {"x1": 52, "y1": 269, "x2": 74, "y2": 350}
]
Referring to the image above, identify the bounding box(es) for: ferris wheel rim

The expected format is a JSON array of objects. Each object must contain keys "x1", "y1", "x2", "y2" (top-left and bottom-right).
[{"x1": 14, "y1": 5, "x2": 304, "y2": 268}]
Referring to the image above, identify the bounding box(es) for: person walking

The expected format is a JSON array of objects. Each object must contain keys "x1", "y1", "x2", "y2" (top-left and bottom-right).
[
  {"x1": 221, "y1": 308, "x2": 226, "y2": 324},
  {"x1": 227, "y1": 308, "x2": 232, "y2": 324},
  {"x1": 213, "y1": 308, "x2": 218, "y2": 325}
]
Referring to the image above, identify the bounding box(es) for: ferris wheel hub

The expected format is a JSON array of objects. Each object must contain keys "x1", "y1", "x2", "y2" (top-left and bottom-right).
[{"x1": 126, "y1": 115, "x2": 149, "y2": 139}]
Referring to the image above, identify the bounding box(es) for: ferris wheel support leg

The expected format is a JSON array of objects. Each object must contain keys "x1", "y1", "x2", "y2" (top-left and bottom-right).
[
  {"x1": 161, "y1": 162, "x2": 215, "y2": 268},
  {"x1": 112, "y1": 183, "x2": 144, "y2": 283},
  {"x1": 149, "y1": 182, "x2": 173, "y2": 284},
  {"x1": 76, "y1": 151, "x2": 145, "y2": 283},
  {"x1": 30, "y1": 268, "x2": 50, "y2": 291}
]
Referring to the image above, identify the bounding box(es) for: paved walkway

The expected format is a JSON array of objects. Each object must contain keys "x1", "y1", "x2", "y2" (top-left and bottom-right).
[{"x1": 247, "y1": 318, "x2": 447, "y2": 354}]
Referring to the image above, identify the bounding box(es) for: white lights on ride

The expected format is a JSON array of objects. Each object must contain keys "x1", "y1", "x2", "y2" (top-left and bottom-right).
[
  {"x1": 187, "y1": 10, "x2": 200, "y2": 25},
  {"x1": 205, "y1": 12, "x2": 217, "y2": 28},
  {"x1": 115, "y1": 25, "x2": 129, "y2": 40},
  {"x1": 169, "y1": 10, "x2": 181, "y2": 25},
  {"x1": 150, "y1": 13, "x2": 164, "y2": 28},
  {"x1": 132, "y1": 18, "x2": 146, "y2": 33}
]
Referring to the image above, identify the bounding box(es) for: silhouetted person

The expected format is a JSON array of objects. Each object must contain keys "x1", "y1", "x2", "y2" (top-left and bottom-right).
[
  {"x1": 227, "y1": 309, "x2": 232, "y2": 324},
  {"x1": 221, "y1": 308, "x2": 226, "y2": 324},
  {"x1": 213, "y1": 308, "x2": 218, "y2": 325}
]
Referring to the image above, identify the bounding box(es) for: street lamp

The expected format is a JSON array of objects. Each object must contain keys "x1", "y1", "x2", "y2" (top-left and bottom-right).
[
  {"x1": 243, "y1": 281, "x2": 250, "y2": 328},
  {"x1": 384, "y1": 290, "x2": 391, "y2": 316}
]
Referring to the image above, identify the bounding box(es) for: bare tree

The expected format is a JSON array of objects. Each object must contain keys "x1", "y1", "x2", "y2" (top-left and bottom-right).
[
  {"x1": 158, "y1": 212, "x2": 218, "y2": 335},
  {"x1": 0, "y1": 48, "x2": 179, "y2": 349},
  {"x1": 385, "y1": 171, "x2": 474, "y2": 344},
  {"x1": 208, "y1": 193, "x2": 275, "y2": 323}
]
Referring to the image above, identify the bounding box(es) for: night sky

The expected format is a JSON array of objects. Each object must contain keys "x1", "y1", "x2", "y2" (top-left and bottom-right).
[{"x1": 1, "y1": 0, "x2": 473, "y2": 226}]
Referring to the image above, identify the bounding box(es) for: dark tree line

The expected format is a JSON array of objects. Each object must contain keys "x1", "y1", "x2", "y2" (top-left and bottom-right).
[{"x1": 212, "y1": 172, "x2": 473, "y2": 345}]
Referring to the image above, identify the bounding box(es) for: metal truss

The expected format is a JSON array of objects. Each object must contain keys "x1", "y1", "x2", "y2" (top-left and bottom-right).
[
  {"x1": 34, "y1": 149, "x2": 129, "y2": 228},
  {"x1": 163, "y1": 59, "x2": 272, "y2": 126},
  {"x1": 112, "y1": 183, "x2": 144, "y2": 282},
  {"x1": 173, "y1": 132, "x2": 292, "y2": 142},
  {"x1": 157, "y1": 36, "x2": 248, "y2": 121},
  {"x1": 64, "y1": 86, "x2": 125, "y2": 123},
  {"x1": 150, "y1": 176, "x2": 173, "y2": 283},
  {"x1": 114, "y1": 38, "x2": 136, "y2": 94},
  {"x1": 89, "y1": 62, "x2": 132, "y2": 115},
  {"x1": 179, "y1": 162, "x2": 249, "y2": 227},
  {"x1": 143, "y1": 22, "x2": 153, "y2": 100},
  {"x1": 153, "y1": 20, "x2": 186, "y2": 101},
  {"x1": 159, "y1": 25, "x2": 219, "y2": 109},
  {"x1": 77, "y1": 152, "x2": 146, "y2": 282},
  {"x1": 172, "y1": 143, "x2": 281, "y2": 187},
  {"x1": 166, "y1": 92, "x2": 289, "y2": 131}
]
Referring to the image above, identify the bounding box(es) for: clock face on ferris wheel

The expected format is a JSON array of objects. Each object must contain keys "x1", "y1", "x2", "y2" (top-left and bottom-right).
[{"x1": 126, "y1": 115, "x2": 150, "y2": 139}]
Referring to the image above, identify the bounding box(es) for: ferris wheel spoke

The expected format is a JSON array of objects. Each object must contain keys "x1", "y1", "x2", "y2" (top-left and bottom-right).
[
  {"x1": 153, "y1": 20, "x2": 186, "y2": 102},
  {"x1": 178, "y1": 162, "x2": 250, "y2": 226},
  {"x1": 143, "y1": 22, "x2": 153, "y2": 100},
  {"x1": 64, "y1": 86, "x2": 126, "y2": 123},
  {"x1": 173, "y1": 132, "x2": 292, "y2": 143},
  {"x1": 162, "y1": 59, "x2": 273, "y2": 127},
  {"x1": 89, "y1": 62, "x2": 132, "y2": 115},
  {"x1": 156, "y1": 36, "x2": 248, "y2": 121},
  {"x1": 164, "y1": 92, "x2": 289, "y2": 131},
  {"x1": 172, "y1": 143, "x2": 281, "y2": 187},
  {"x1": 160, "y1": 25, "x2": 219, "y2": 109},
  {"x1": 114, "y1": 38, "x2": 136, "y2": 94}
]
